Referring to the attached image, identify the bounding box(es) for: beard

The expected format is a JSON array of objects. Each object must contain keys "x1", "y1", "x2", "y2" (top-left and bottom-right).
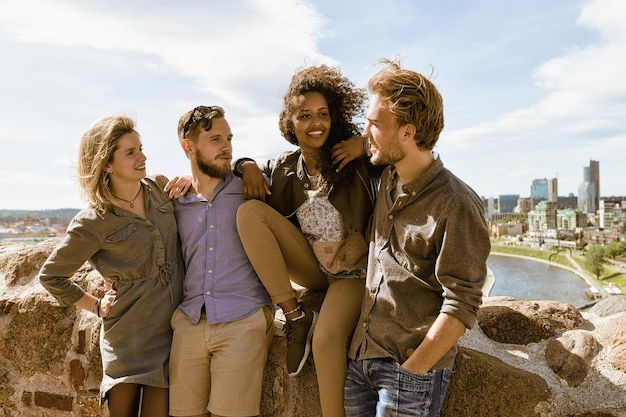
[
  {"x1": 195, "y1": 149, "x2": 231, "y2": 179},
  {"x1": 370, "y1": 137, "x2": 406, "y2": 166}
]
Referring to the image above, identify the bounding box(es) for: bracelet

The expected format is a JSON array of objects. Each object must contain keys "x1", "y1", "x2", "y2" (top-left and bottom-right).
[
  {"x1": 362, "y1": 137, "x2": 371, "y2": 157},
  {"x1": 283, "y1": 304, "x2": 301, "y2": 316},
  {"x1": 233, "y1": 157, "x2": 256, "y2": 177}
]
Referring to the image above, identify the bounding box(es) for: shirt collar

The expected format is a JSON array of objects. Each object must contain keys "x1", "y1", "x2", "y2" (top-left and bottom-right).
[
  {"x1": 388, "y1": 152, "x2": 444, "y2": 197},
  {"x1": 176, "y1": 172, "x2": 234, "y2": 204}
]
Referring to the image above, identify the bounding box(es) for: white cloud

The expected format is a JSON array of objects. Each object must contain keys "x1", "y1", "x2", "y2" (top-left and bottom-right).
[
  {"x1": 0, "y1": 0, "x2": 332, "y2": 209},
  {"x1": 578, "y1": 0, "x2": 626, "y2": 41},
  {"x1": 438, "y1": 0, "x2": 626, "y2": 197},
  {"x1": 0, "y1": 0, "x2": 624, "y2": 208},
  {"x1": 0, "y1": 0, "x2": 332, "y2": 110}
]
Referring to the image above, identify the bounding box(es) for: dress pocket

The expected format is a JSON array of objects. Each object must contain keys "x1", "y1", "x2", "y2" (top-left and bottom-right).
[
  {"x1": 103, "y1": 222, "x2": 150, "y2": 263},
  {"x1": 104, "y1": 223, "x2": 137, "y2": 243}
]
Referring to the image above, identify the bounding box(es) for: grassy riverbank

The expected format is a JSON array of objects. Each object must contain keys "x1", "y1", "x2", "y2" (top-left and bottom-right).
[{"x1": 491, "y1": 244, "x2": 569, "y2": 267}]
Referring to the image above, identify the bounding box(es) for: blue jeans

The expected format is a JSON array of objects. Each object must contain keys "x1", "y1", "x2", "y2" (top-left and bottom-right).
[{"x1": 344, "y1": 358, "x2": 451, "y2": 417}]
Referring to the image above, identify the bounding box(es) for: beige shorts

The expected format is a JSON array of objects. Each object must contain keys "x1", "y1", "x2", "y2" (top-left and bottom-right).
[{"x1": 169, "y1": 306, "x2": 274, "y2": 416}]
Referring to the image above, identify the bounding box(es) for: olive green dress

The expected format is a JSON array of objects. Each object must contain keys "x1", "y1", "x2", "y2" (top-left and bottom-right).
[{"x1": 39, "y1": 176, "x2": 184, "y2": 401}]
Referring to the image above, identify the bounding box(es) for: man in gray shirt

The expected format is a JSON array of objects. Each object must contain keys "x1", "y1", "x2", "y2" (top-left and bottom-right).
[
  {"x1": 345, "y1": 60, "x2": 490, "y2": 417},
  {"x1": 168, "y1": 105, "x2": 273, "y2": 417}
]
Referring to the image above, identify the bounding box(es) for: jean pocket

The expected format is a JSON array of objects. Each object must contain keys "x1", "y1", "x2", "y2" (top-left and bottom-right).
[{"x1": 396, "y1": 362, "x2": 434, "y2": 392}]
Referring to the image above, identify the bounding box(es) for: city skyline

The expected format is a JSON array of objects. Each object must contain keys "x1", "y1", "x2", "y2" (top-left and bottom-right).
[
  {"x1": 1, "y1": 0, "x2": 625, "y2": 210},
  {"x1": 495, "y1": 159, "x2": 614, "y2": 201}
]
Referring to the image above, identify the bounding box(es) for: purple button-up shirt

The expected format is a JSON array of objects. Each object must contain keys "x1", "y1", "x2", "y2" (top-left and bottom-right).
[{"x1": 174, "y1": 173, "x2": 271, "y2": 325}]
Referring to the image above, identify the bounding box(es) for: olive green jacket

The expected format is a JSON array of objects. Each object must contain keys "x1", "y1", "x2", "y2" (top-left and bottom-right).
[{"x1": 238, "y1": 150, "x2": 380, "y2": 240}]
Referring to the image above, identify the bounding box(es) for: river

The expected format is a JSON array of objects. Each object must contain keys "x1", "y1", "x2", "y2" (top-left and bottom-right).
[{"x1": 487, "y1": 254, "x2": 590, "y2": 308}]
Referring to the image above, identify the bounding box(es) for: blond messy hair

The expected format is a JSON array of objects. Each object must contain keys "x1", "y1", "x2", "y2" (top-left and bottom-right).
[
  {"x1": 368, "y1": 58, "x2": 444, "y2": 150},
  {"x1": 76, "y1": 115, "x2": 136, "y2": 215}
]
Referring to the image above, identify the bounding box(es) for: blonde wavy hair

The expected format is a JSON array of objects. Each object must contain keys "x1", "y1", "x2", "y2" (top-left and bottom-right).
[
  {"x1": 368, "y1": 58, "x2": 444, "y2": 151},
  {"x1": 76, "y1": 115, "x2": 136, "y2": 215}
]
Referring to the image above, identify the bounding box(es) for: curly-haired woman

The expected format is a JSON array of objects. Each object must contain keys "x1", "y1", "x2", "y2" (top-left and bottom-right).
[{"x1": 235, "y1": 65, "x2": 380, "y2": 417}]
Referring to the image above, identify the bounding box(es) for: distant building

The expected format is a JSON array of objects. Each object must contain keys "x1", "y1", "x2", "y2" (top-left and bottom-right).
[
  {"x1": 585, "y1": 226, "x2": 617, "y2": 245},
  {"x1": 557, "y1": 195, "x2": 578, "y2": 210},
  {"x1": 528, "y1": 201, "x2": 557, "y2": 234},
  {"x1": 516, "y1": 197, "x2": 532, "y2": 214},
  {"x1": 481, "y1": 196, "x2": 488, "y2": 219},
  {"x1": 556, "y1": 209, "x2": 587, "y2": 232},
  {"x1": 589, "y1": 160, "x2": 600, "y2": 210},
  {"x1": 580, "y1": 160, "x2": 600, "y2": 213},
  {"x1": 498, "y1": 194, "x2": 519, "y2": 214},
  {"x1": 548, "y1": 178, "x2": 558, "y2": 202},
  {"x1": 530, "y1": 178, "x2": 549, "y2": 209},
  {"x1": 486, "y1": 196, "x2": 497, "y2": 220},
  {"x1": 492, "y1": 221, "x2": 523, "y2": 238},
  {"x1": 578, "y1": 182, "x2": 596, "y2": 214},
  {"x1": 490, "y1": 212, "x2": 527, "y2": 223},
  {"x1": 599, "y1": 198, "x2": 626, "y2": 231},
  {"x1": 610, "y1": 222, "x2": 625, "y2": 243},
  {"x1": 489, "y1": 213, "x2": 528, "y2": 236}
]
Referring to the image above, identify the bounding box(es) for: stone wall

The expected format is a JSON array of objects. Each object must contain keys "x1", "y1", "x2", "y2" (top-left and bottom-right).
[{"x1": 1, "y1": 240, "x2": 625, "y2": 417}]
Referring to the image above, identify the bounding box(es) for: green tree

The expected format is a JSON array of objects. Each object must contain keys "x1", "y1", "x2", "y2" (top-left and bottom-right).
[
  {"x1": 605, "y1": 242, "x2": 623, "y2": 260},
  {"x1": 585, "y1": 245, "x2": 606, "y2": 279}
]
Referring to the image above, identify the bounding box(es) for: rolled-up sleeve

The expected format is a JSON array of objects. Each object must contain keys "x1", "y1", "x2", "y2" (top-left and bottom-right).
[{"x1": 436, "y1": 197, "x2": 490, "y2": 329}]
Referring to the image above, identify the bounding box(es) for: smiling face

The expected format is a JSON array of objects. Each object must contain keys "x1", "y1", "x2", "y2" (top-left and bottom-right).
[
  {"x1": 107, "y1": 131, "x2": 146, "y2": 184},
  {"x1": 364, "y1": 94, "x2": 407, "y2": 166},
  {"x1": 290, "y1": 91, "x2": 331, "y2": 154}
]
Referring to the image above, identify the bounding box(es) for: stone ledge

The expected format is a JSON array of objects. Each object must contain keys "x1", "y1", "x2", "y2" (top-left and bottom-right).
[{"x1": 1, "y1": 241, "x2": 626, "y2": 417}]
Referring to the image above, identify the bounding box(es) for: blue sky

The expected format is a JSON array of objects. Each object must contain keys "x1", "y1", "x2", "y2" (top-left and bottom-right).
[{"x1": 0, "y1": 0, "x2": 624, "y2": 210}]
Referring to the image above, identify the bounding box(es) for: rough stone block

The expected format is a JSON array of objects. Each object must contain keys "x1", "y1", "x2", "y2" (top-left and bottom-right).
[{"x1": 34, "y1": 391, "x2": 73, "y2": 411}]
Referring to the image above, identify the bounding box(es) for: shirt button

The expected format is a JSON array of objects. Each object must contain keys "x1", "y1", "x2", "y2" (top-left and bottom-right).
[
  {"x1": 388, "y1": 214, "x2": 393, "y2": 220},
  {"x1": 209, "y1": 247, "x2": 214, "y2": 251},
  {"x1": 304, "y1": 183, "x2": 310, "y2": 189},
  {"x1": 208, "y1": 270, "x2": 213, "y2": 274},
  {"x1": 210, "y1": 224, "x2": 215, "y2": 229},
  {"x1": 208, "y1": 203, "x2": 212, "y2": 207},
  {"x1": 411, "y1": 191, "x2": 416, "y2": 196},
  {"x1": 206, "y1": 291, "x2": 211, "y2": 296},
  {"x1": 362, "y1": 321, "x2": 367, "y2": 327}
]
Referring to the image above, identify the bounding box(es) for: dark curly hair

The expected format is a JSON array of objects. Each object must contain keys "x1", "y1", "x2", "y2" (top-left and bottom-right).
[{"x1": 279, "y1": 65, "x2": 366, "y2": 184}]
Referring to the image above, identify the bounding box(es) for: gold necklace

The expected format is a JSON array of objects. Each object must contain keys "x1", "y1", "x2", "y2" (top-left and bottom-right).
[{"x1": 111, "y1": 185, "x2": 142, "y2": 208}]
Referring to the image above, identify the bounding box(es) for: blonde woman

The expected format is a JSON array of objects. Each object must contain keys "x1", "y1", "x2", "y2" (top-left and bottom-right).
[{"x1": 39, "y1": 115, "x2": 187, "y2": 417}]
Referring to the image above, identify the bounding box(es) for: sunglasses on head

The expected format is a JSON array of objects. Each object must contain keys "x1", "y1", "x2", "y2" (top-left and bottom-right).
[{"x1": 182, "y1": 105, "x2": 223, "y2": 139}]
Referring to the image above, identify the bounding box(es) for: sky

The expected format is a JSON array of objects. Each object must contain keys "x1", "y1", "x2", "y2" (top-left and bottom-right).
[{"x1": 0, "y1": 0, "x2": 624, "y2": 210}]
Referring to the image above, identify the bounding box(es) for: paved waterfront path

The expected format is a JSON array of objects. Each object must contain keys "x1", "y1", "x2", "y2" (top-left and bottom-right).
[
  {"x1": 562, "y1": 252, "x2": 602, "y2": 291},
  {"x1": 483, "y1": 266, "x2": 495, "y2": 296}
]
